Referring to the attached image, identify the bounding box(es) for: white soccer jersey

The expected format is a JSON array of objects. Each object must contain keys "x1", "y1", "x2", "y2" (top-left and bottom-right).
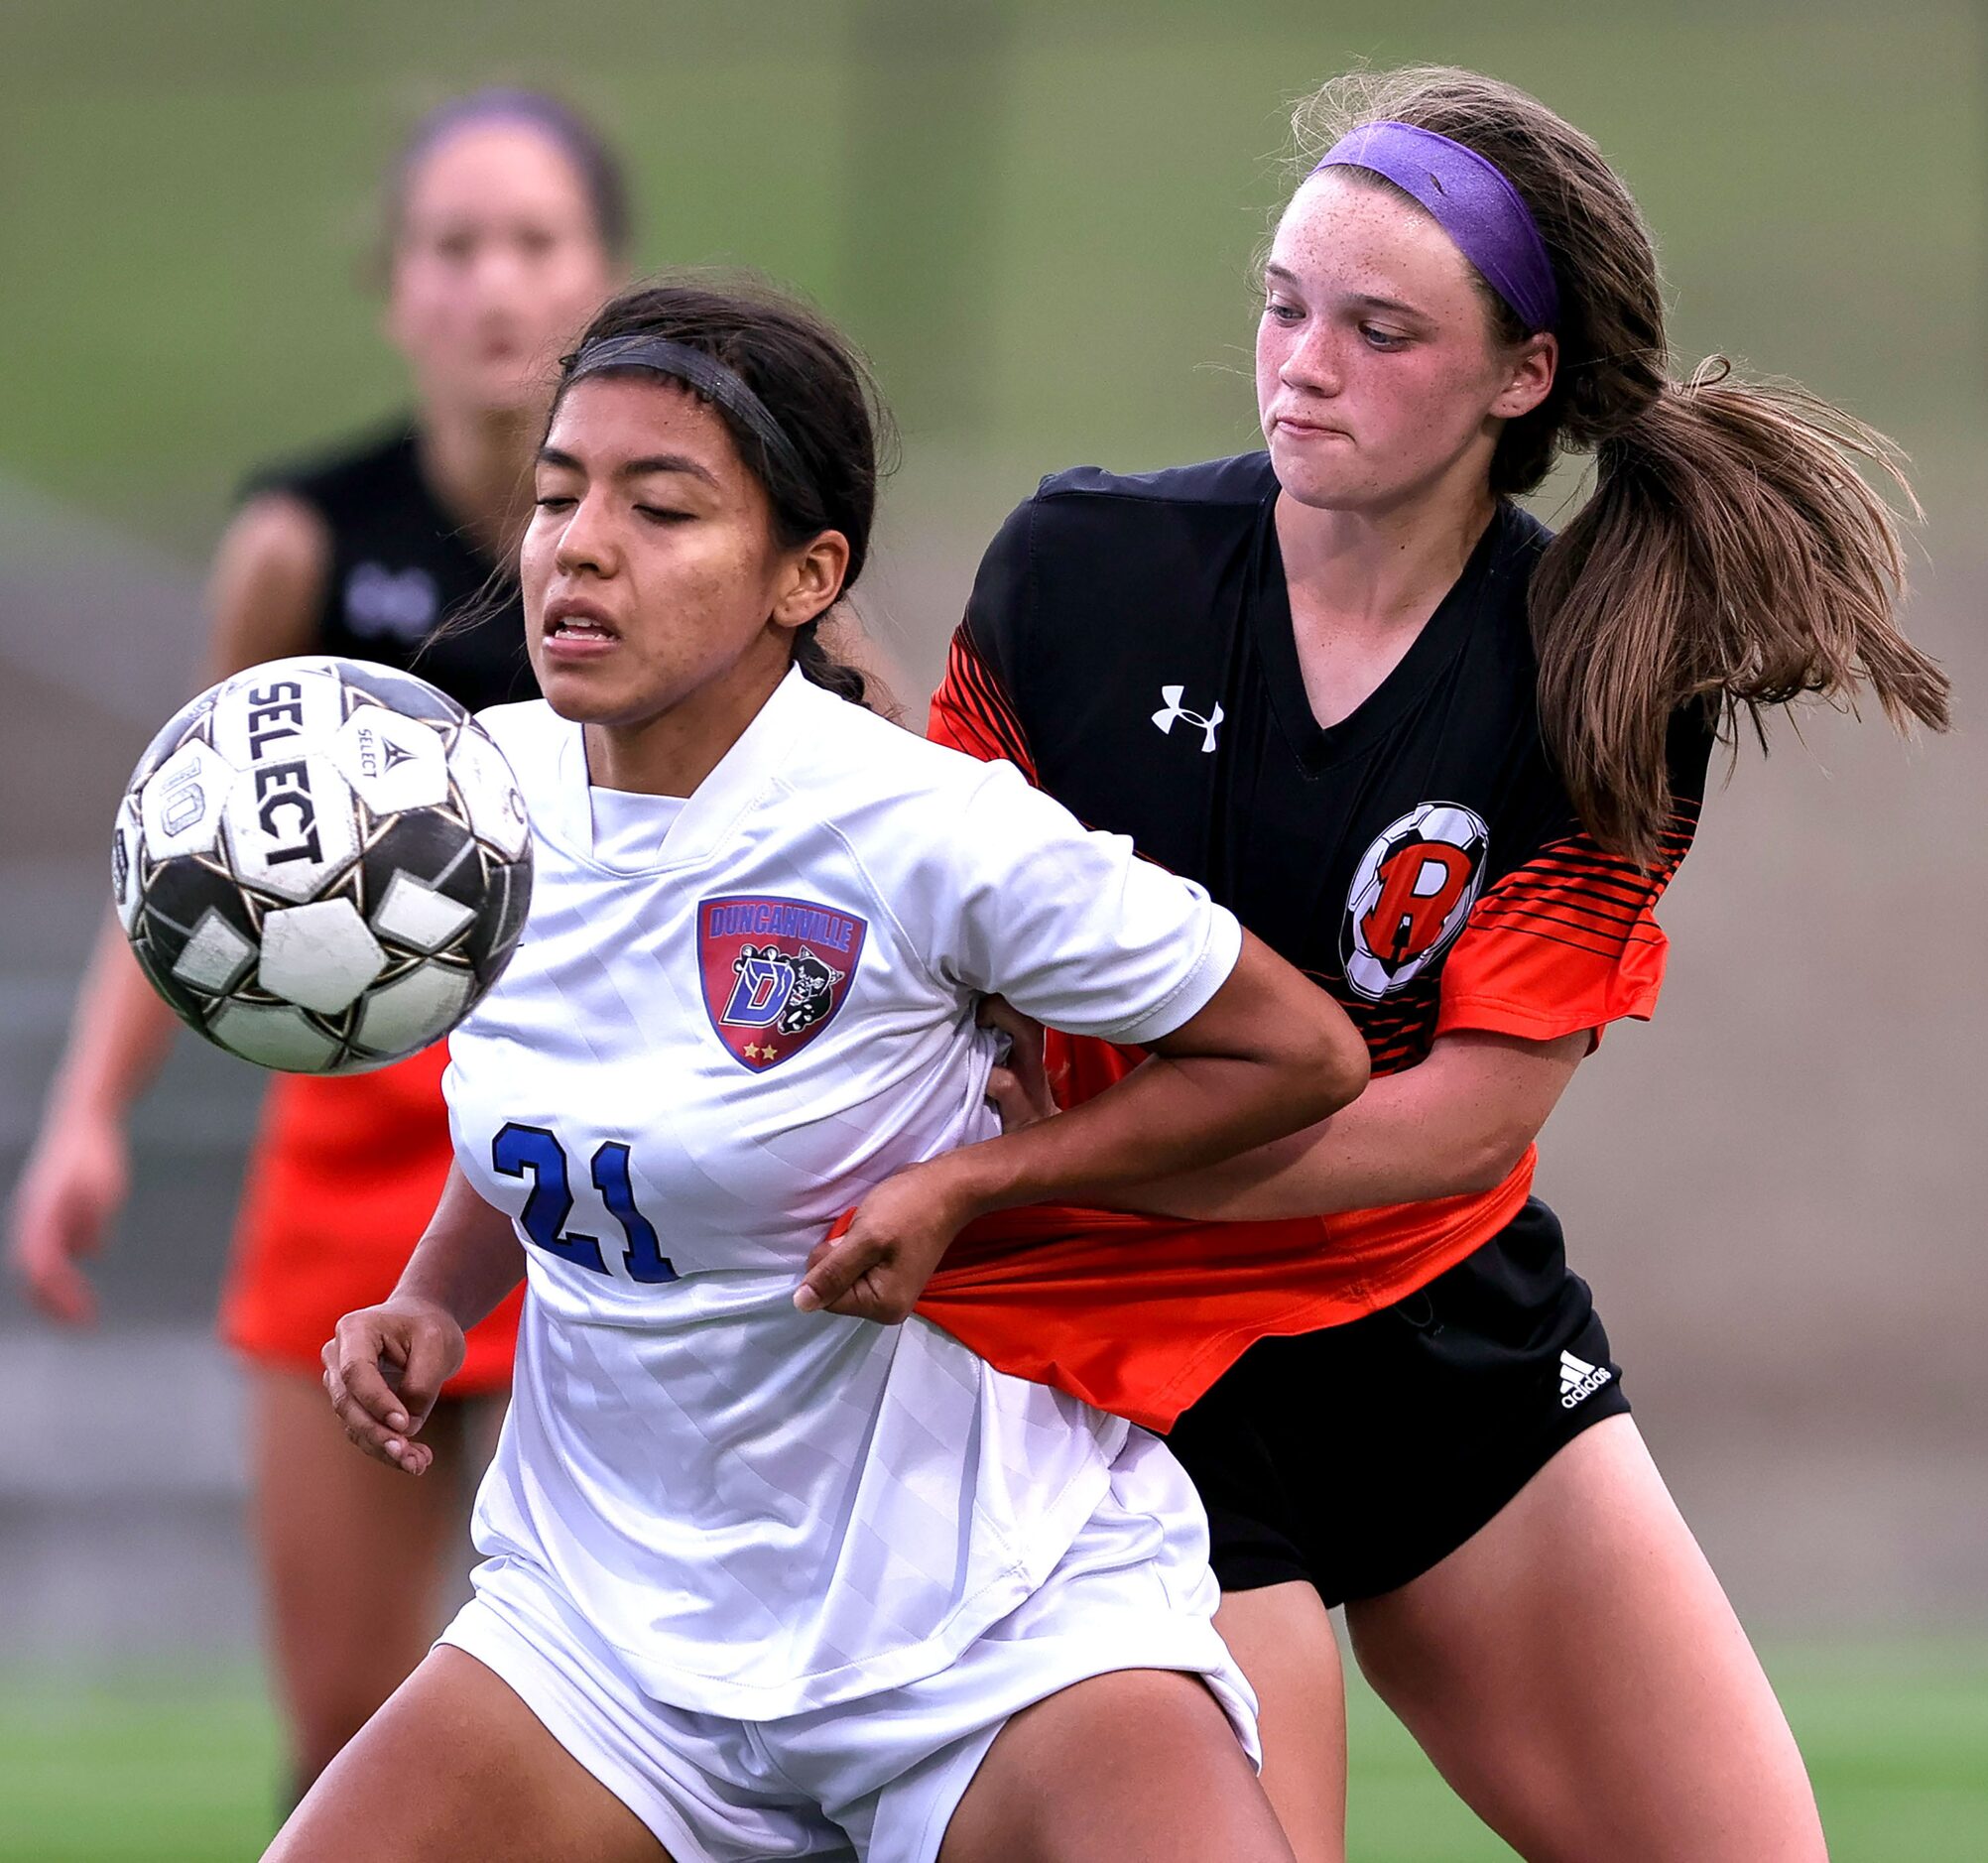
[{"x1": 446, "y1": 666, "x2": 1242, "y2": 1720}]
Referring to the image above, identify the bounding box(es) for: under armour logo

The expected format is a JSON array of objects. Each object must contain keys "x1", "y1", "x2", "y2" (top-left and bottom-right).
[{"x1": 1152, "y1": 684, "x2": 1224, "y2": 753}]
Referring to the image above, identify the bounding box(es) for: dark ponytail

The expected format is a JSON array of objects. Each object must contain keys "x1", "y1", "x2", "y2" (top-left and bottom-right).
[
  {"x1": 1291, "y1": 67, "x2": 1950, "y2": 866},
  {"x1": 793, "y1": 621, "x2": 871, "y2": 705}
]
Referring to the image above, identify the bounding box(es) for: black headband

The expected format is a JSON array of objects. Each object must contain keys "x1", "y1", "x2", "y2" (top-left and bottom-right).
[{"x1": 565, "y1": 333, "x2": 818, "y2": 511}]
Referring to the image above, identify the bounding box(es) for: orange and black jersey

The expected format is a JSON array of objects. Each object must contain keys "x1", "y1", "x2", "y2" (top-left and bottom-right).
[
  {"x1": 918, "y1": 454, "x2": 1714, "y2": 1429},
  {"x1": 934, "y1": 452, "x2": 1712, "y2": 1065}
]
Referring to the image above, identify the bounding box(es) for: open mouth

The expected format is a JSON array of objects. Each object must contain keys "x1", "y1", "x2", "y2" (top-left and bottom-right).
[{"x1": 545, "y1": 597, "x2": 620, "y2": 646}]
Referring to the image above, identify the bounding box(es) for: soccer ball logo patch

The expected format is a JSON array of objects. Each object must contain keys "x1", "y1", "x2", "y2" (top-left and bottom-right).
[
  {"x1": 698, "y1": 896, "x2": 867, "y2": 1071},
  {"x1": 1340, "y1": 803, "x2": 1490, "y2": 1000}
]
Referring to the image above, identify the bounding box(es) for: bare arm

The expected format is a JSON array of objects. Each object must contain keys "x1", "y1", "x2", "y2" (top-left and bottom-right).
[
  {"x1": 795, "y1": 930, "x2": 1371, "y2": 1317},
  {"x1": 322, "y1": 1164, "x2": 525, "y2": 1475},
  {"x1": 7, "y1": 496, "x2": 327, "y2": 1322},
  {"x1": 1096, "y1": 1027, "x2": 1589, "y2": 1221}
]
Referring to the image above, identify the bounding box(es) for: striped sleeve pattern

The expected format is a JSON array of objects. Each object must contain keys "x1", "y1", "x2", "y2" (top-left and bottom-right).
[
  {"x1": 927, "y1": 629, "x2": 1038, "y2": 781},
  {"x1": 1434, "y1": 801, "x2": 1699, "y2": 1043}
]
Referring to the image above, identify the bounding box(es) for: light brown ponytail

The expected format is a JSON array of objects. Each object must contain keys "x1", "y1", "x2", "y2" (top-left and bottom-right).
[{"x1": 1291, "y1": 67, "x2": 1951, "y2": 866}]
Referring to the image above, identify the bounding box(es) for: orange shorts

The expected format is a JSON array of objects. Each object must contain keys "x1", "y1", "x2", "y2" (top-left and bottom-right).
[{"x1": 218, "y1": 1043, "x2": 522, "y2": 1396}]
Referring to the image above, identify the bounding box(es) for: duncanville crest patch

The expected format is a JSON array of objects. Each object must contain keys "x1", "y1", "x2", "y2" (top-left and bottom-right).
[{"x1": 697, "y1": 895, "x2": 867, "y2": 1071}]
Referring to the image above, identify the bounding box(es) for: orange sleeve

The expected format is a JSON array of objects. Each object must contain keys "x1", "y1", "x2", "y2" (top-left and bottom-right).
[
  {"x1": 928, "y1": 628, "x2": 1037, "y2": 780},
  {"x1": 1435, "y1": 801, "x2": 1698, "y2": 1043}
]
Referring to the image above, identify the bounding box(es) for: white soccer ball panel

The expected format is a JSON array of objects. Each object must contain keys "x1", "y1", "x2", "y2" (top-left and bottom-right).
[
  {"x1": 353, "y1": 960, "x2": 474, "y2": 1057},
  {"x1": 205, "y1": 1001, "x2": 342, "y2": 1072},
  {"x1": 258, "y1": 898, "x2": 388, "y2": 1013},
  {"x1": 448, "y1": 726, "x2": 531, "y2": 860},
  {"x1": 171, "y1": 907, "x2": 257, "y2": 997},
  {"x1": 221, "y1": 753, "x2": 361, "y2": 904},
  {"x1": 131, "y1": 690, "x2": 219, "y2": 787},
  {"x1": 370, "y1": 870, "x2": 477, "y2": 954},
  {"x1": 112, "y1": 796, "x2": 145, "y2": 932},
  {"x1": 1415, "y1": 804, "x2": 1488, "y2": 853},
  {"x1": 139, "y1": 738, "x2": 232, "y2": 860},
  {"x1": 209, "y1": 663, "x2": 347, "y2": 768},
  {"x1": 327, "y1": 707, "x2": 450, "y2": 814}
]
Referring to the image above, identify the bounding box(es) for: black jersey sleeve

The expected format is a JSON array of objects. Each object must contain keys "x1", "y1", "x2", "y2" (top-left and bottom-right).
[
  {"x1": 1435, "y1": 705, "x2": 1716, "y2": 1043},
  {"x1": 928, "y1": 494, "x2": 1040, "y2": 779}
]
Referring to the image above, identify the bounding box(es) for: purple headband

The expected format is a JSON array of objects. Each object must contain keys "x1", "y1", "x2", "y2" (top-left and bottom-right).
[{"x1": 1313, "y1": 121, "x2": 1557, "y2": 333}]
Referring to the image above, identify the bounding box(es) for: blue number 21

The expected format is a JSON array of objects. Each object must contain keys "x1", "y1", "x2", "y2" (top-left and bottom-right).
[{"x1": 491, "y1": 1123, "x2": 678, "y2": 1283}]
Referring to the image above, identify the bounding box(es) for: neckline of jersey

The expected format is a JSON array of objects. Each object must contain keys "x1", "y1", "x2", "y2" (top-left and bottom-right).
[
  {"x1": 1250, "y1": 492, "x2": 1528, "y2": 775},
  {"x1": 543, "y1": 665, "x2": 823, "y2": 876},
  {"x1": 586, "y1": 785, "x2": 690, "y2": 874}
]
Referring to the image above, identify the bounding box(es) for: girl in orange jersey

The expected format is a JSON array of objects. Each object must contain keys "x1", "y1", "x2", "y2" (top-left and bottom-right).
[
  {"x1": 9, "y1": 90, "x2": 625, "y2": 1795},
  {"x1": 924, "y1": 64, "x2": 1948, "y2": 1863}
]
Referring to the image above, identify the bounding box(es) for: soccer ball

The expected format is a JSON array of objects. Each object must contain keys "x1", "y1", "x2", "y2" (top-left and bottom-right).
[{"x1": 114, "y1": 656, "x2": 533, "y2": 1074}]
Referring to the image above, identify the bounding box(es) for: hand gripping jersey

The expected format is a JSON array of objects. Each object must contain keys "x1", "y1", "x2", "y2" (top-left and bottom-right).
[
  {"x1": 221, "y1": 425, "x2": 533, "y2": 1389},
  {"x1": 923, "y1": 455, "x2": 1715, "y2": 1429},
  {"x1": 447, "y1": 668, "x2": 1241, "y2": 1718}
]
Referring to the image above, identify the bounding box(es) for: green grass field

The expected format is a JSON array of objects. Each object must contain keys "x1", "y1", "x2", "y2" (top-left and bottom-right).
[{"x1": 4, "y1": 1642, "x2": 1984, "y2": 1860}]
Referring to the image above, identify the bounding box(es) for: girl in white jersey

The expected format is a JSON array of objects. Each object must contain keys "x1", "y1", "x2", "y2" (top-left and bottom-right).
[{"x1": 271, "y1": 278, "x2": 1370, "y2": 1863}]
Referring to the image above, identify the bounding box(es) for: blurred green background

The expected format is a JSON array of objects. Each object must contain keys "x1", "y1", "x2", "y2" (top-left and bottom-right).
[
  {"x1": 2, "y1": 2, "x2": 1983, "y2": 1857},
  {"x1": 4, "y1": 0, "x2": 1982, "y2": 557}
]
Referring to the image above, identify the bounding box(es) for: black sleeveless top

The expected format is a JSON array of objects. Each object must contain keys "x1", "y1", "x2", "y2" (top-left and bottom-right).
[{"x1": 247, "y1": 424, "x2": 537, "y2": 714}]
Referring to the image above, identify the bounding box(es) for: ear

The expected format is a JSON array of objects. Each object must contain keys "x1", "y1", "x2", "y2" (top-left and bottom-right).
[
  {"x1": 770, "y1": 530, "x2": 853, "y2": 633},
  {"x1": 1491, "y1": 331, "x2": 1557, "y2": 421}
]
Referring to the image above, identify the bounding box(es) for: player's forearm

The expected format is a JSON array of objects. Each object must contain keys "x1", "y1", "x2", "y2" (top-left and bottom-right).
[
  {"x1": 44, "y1": 918, "x2": 181, "y2": 1126},
  {"x1": 939, "y1": 1026, "x2": 1366, "y2": 1221},
  {"x1": 1090, "y1": 1030, "x2": 1586, "y2": 1221},
  {"x1": 390, "y1": 1164, "x2": 526, "y2": 1330},
  {"x1": 1090, "y1": 1076, "x2": 1510, "y2": 1219},
  {"x1": 935, "y1": 931, "x2": 1371, "y2": 1220}
]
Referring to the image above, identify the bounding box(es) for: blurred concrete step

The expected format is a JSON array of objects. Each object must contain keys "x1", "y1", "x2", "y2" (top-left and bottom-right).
[{"x1": 0, "y1": 1330, "x2": 245, "y2": 1500}]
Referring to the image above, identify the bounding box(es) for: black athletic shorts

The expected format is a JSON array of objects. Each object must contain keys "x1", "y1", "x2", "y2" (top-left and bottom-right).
[{"x1": 1165, "y1": 1197, "x2": 1629, "y2": 1607}]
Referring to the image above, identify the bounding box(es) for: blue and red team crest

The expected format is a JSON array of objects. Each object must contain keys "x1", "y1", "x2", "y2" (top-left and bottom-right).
[{"x1": 697, "y1": 895, "x2": 867, "y2": 1071}]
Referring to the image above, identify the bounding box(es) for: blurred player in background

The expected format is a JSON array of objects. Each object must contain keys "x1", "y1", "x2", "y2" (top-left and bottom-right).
[
  {"x1": 8, "y1": 89, "x2": 625, "y2": 1795},
  {"x1": 930, "y1": 63, "x2": 1949, "y2": 1863},
  {"x1": 280, "y1": 276, "x2": 1372, "y2": 1863}
]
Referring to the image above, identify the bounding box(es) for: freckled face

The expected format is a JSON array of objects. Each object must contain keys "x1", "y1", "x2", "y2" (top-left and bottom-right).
[
  {"x1": 521, "y1": 375, "x2": 801, "y2": 729},
  {"x1": 1256, "y1": 171, "x2": 1547, "y2": 511}
]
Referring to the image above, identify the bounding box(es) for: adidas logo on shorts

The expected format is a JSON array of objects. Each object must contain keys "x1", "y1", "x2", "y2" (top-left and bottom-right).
[{"x1": 1558, "y1": 1349, "x2": 1613, "y2": 1410}]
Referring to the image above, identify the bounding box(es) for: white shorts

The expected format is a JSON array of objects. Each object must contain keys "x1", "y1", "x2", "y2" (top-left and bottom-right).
[{"x1": 437, "y1": 1427, "x2": 1258, "y2": 1863}]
